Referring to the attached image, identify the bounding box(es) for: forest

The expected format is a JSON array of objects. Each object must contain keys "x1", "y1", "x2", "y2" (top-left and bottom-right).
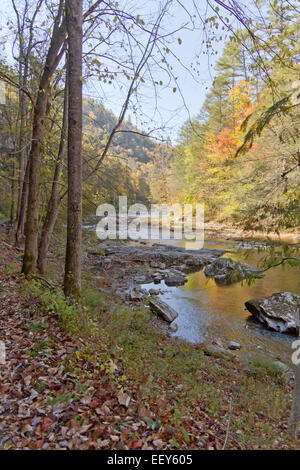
[
  {"x1": 0, "y1": 0, "x2": 300, "y2": 454},
  {"x1": 149, "y1": 10, "x2": 299, "y2": 231}
]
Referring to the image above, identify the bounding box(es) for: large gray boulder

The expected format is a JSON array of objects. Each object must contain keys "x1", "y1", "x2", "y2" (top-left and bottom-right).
[
  {"x1": 245, "y1": 292, "x2": 300, "y2": 335},
  {"x1": 204, "y1": 257, "x2": 263, "y2": 284},
  {"x1": 164, "y1": 273, "x2": 187, "y2": 287},
  {"x1": 149, "y1": 298, "x2": 178, "y2": 323}
]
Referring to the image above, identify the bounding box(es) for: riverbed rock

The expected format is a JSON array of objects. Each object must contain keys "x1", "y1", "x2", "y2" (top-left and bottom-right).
[
  {"x1": 149, "y1": 288, "x2": 159, "y2": 295},
  {"x1": 129, "y1": 288, "x2": 144, "y2": 301},
  {"x1": 203, "y1": 343, "x2": 235, "y2": 359},
  {"x1": 152, "y1": 272, "x2": 164, "y2": 281},
  {"x1": 245, "y1": 292, "x2": 300, "y2": 335},
  {"x1": 227, "y1": 341, "x2": 241, "y2": 350},
  {"x1": 149, "y1": 298, "x2": 178, "y2": 323},
  {"x1": 104, "y1": 244, "x2": 226, "y2": 271},
  {"x1": 134, "y1": 275, "x2": 147, "y2": 283},
  {"x1": 164, "y1": 273, "x2": 187, "y2": 287},
  {"x1": 273, "y1": 361, "x2": 290, "y2": 373},
  {"x1": 204, "y1": 257, "x2": 263, "y2": 284},
  {"x1": 168, "y1": 323, "x2": 179, "y2": 333}
]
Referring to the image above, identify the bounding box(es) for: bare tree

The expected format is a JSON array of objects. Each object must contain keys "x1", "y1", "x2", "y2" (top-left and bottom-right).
[
  {"x1": 37, "y1": 62, "x2": 68, "y2": 274},
  {"x1": 21, "y1": 0, "x2": 103, "y2": 275},
  {"x1": 22, "y1": 0, "x2": 66, "y2": 274},
  {"x1": 12, "y1": 0, "x2": 43, "y2": 245}
]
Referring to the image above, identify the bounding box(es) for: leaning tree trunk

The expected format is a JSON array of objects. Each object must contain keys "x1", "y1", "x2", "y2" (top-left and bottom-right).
[
  {"x1": 15, "y1": 151, "x2": 30, "y2": 246},
  {"x1": 63, "y1": 0, "x2": 83, "y2": 300},
  {"x1": 37, "y1": 71, "x2": 68, "y2": 274},
  {"x1": 21, "y1": 83, "x2": 50, "y2": 273},
  {"x1": 21, "y1": 2, "x2": 66, "y2": 274}
]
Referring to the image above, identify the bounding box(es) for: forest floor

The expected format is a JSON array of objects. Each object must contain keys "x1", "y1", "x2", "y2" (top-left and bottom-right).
[{"x1": 0, "y1": 231, "x2": 299, "y2": 450}]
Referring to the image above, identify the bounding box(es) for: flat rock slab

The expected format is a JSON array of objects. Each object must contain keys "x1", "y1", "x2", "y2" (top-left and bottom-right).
[
  {"x1": 103, "y1": 244, "x2": 226, "y2": 270},
  {"x1": 203, "y1": 343, "x2": 235, "y2": 360},
  {"x1": 149, "y1": 298, "x2": 178, "y2": 323},
  {"x1": 245, "y1": 292, "x2": 300, "y2": 335},
  {"x1": 204, "y1": 257, "x2": 263, "y2": 285}
]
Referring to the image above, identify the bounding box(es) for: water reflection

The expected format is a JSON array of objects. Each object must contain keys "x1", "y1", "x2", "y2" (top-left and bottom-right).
[{"x1": 143, "y1": 237, "x2": 300, "y2": 365}]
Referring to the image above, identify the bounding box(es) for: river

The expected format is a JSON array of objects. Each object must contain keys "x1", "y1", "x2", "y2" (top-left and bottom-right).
[
  {"x1": 84, "y1": 217, "x2": 300, "y2": 365},
  {"x1": 141, "y1": 236, "x2": 300, "y2": 365}
]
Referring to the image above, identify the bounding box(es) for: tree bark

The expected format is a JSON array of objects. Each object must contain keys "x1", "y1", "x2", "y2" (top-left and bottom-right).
[
  {"x1": 10, "y1": 153, "x2": 16, "y2": 226},
  {"x1": 63, "y1": 0, "x2": 83, "y2": 300},
  {"x1": 15, "y1": 155, "x2": 30, "y2": 246},
  {"x1": 288, "y1": 306, "x2": 300, "y2": 439},
  {"x1": 16, "y1": 61, "x2": 29, "y2": 225},
  {"x1": 13, "y1": 0, "x2": 43, "y2": 243},
  {"x1": 289, "y1": 363, "x2": 300, "y2": 439},
  {"x1": 22, "y1": 2, "x2": 66, "y2": 274},
  {"x1": 37, "y1": 70, "x2": 68, "y2": 274}
]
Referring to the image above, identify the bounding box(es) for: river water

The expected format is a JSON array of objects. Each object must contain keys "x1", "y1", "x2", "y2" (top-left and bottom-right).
[
  {"x1": 141, "y1": 237, "x2": 300, "y2": 365},
  {"x1": 85, "y1": 217, "x2": 299, "y2": 365}
]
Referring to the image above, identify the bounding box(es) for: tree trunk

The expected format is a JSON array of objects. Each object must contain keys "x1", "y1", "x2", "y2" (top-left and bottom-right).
[
  {"x1": 10, "y1": 153, "x2": 16, "y2": 226},
  {"x1": 22, "y1": 3, "x2": 66, "y2": 274},
  {"x1": 15, "y1": 156, "x2": 30, "y2": 246},
  {"x1": 288, "y1": 306, "x2": 300, "y2": 439},
  {"x1": 16, "y1": 61, "x2": 29, "y2": 225},
  {"x1": 37, "y1": 71, "x2": 68, "y2": 274},
  {"x1": 289, "y1": 363, "x2": 300, "y2": 439},
  {"x1": 21, "y1": 85, "x2": 49, "y2": 273},
  {"x1": 63, "y1": 0, "x2": 83, "y2": 300}
]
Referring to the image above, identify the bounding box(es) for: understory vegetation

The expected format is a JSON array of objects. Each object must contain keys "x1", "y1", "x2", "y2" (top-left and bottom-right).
[
  {"x1": 0, "y1": 243, "x2": 297, "y2": 450},
  {"x1": 0, "y1": 0, "x2": 299, "y2": 452}
]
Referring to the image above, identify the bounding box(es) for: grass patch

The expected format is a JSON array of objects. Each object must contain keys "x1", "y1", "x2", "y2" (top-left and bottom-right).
[{"x1": 246, "y1": 356, "x2": 283, "y2": 379}]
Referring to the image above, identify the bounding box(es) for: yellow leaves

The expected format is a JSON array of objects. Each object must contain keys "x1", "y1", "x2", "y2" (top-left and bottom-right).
[
  {"x1": 88, "y1": 110, "x2": 96, "y2": 121},
  {"x1": 229, "y1": 80, "x2": 253, "y2": 123}
]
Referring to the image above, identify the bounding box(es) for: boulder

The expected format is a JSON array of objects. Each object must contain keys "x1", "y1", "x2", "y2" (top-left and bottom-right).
[
  {"x1": 203, "y1": 343, "x2": 235, "y2": 359},
  {"x1": 149, "y1": 288, "x2": 159, "y2": 296},
  {"x1": 151, "y1": 272, "x2": 164, "y2": 281},
  {"x1": 164, "y1": 274, "x2": 187, "y2": 287},
  {"x1": 168, "y1": 323, "x2": 178, "y2": 333},
  {"x1": 204, "y1": 257, "x2": 263, "y2": 284},
  {"x1": 227, "y1": 341, "x2": 241, "y2": 350},
  {"x1": 129, "y1": 289, "x2": 144, "y2": 301},
  {"x1": 245, "y1": 292, "x2": 300, "y2": 335},
  {"x1": 149, "y1": 298, "x2": 178, "y2": 323},
  {"x1": 273, "y1": 361, "x2": 290, "y2": 373}
]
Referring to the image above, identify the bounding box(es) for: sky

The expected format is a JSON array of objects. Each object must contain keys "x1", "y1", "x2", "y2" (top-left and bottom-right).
[
  {"x1": 0, "y1": 0, "x2": 231, "y2": 143},
  {"x1": 83, "y1": 0, "x2": 228, "y2": 142}
]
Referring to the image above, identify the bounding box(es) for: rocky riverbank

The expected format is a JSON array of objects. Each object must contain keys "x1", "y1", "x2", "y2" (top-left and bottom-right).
[
  {"x1": 88, "y1": 242, "x2": 228, "y2": 301},
  {"x1": 204, "y1": 221, "x2": 300, "y2": 244}
]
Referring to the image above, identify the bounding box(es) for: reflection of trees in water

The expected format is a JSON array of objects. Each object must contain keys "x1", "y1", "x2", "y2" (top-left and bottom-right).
[{"x1": 168, "y1": 238, "x2": 299, "y2": 363}]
